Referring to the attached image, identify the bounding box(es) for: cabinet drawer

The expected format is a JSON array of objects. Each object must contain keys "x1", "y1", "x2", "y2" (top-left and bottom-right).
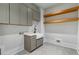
[
  {"x1": 24, "y1": 35, "x2": 36, "y2": 39},
  {"x1": 31, "y1": 39, "x2": 36, "y2": 51},
  {"x1": 36, "y1": 38, "x2": 43, "y2": 47},
  {"x1": 31, "y1": 35, "x2": 36, "y2": 39}
]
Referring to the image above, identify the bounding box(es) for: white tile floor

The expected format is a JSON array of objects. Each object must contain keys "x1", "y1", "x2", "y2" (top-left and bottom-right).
[{"x1": 16, "y1": 42, "x2": 78, "y2": 55}]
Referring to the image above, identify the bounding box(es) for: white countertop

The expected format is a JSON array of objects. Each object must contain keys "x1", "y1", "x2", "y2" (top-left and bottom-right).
[{"x1": 24, "y1": 33, "x2": 43, "y2": 39}]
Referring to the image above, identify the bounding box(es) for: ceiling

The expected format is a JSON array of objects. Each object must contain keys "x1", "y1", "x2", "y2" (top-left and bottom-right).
[{"x1": 35, "y1": 3, "x2": 58, "y2": 9}]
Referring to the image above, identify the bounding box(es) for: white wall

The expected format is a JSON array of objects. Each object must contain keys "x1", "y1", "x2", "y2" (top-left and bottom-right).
[
  {"x1": 0, "y1": 25, "x2": 30, "y2": 35},
  {"x1": 0, "y1": 25, "x2": 32, "y2": 55},
  {"x1": 77, "y1": 4, "x2": 79, "y2": 54},
  {"x1": 45, "y1": 22, "x2": 78, "y2": 35},
  {"x1": 78, "y1": 20, "x2": 79, "y2": 54},
  {"x1": 0, "y1": 34, "x2": 24, "y2": 54},
  {"x1": 45, "y1": 33, "x2": 77, "y2": 49},
  {"x1": 44, "y1": 3, "x2": 78, "y2": 49}
]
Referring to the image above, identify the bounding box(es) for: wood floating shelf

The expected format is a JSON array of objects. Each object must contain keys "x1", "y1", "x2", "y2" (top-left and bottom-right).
[
  {"x1": 44, "y1": 6, "x2": 79, "y2": 17},
  {"x1": 44, "y1": 18, "x2": 79, "y2": 24}
]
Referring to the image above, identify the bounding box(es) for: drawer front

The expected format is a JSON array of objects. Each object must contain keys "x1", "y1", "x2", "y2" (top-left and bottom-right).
[
  {"x1": 36, "y1": 38, "x2": 43, "y2": 47},
  {"x1": 31, "y1": 35, "x2": 36, "y2": 39},
  {"x1": 24, "y1": 35, "x2": 36, "y2": 39},
  {"x1": 31, "y1": 38, "x2": 36, "y2": 51}
]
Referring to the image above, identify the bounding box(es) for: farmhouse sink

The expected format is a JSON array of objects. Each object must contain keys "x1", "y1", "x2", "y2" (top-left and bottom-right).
[{"x1": 24, "y1": 33, "x2": 43, "y2": 39}]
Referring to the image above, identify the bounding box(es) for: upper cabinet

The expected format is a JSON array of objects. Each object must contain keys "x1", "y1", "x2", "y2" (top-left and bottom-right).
[
  {"x1": 0, "y1": 3, "x2": 40, "y2": 26},
  {"x1": 32, "y1": 10, "x2": 40, "y2": 21},
  {"x1": 25, "y1": 3, "x2": 40, "y2": 21},
  {"x1": 10, "y1": 3, "x2": 21, "y2": 25},
  {"x1": 20, "y1": 4, "x2": 28, "y2": 25},
  {"x1": 27, "y1": 8, "x2": 33, "y2": 26},
  {"x1": 0, "y1": 3, "x2": 9, "y2": 24}
]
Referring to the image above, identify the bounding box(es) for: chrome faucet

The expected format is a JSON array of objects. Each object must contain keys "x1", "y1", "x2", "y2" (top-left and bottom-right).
[{"x1": 34, "y1": 25, "x2": 37, "y2": 33}]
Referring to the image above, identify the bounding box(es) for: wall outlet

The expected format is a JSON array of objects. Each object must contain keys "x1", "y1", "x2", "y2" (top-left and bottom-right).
[{"x1": 56, "y1": 40, "x2": 60, "y2": 43}]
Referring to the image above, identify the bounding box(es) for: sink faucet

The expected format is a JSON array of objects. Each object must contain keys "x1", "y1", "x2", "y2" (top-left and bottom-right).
[{"x1": 34, "y1": 25, "x2": 37, "y2": 33}]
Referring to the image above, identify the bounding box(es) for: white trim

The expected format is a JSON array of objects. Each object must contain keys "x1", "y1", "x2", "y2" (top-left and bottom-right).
[{"x1": 45, "y1": 33, "x2": 77, "y2": 50}]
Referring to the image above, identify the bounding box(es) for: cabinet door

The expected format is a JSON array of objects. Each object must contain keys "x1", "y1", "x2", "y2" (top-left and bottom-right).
[
  {"x1": 36, "y1": 38, "x2": 43, "y2": 47},
  {"x1": 20, "y1": 5, "x2": 28, "y2": 25},
  {"x1": 31, "y1": 36, "x2": 36, "y2": 51},
  {"x1": 27, "y1": 8, "x2": 32, "y2": 26},
  {"x1": 33, "y1": 10, "x2": 40, "y2": 21},
  {"x1": 0, "y1": 3, "x2": 9, "y2": 24},
  {"x1": 10, "y1": 3, "x2": 20, "y2": 25}
]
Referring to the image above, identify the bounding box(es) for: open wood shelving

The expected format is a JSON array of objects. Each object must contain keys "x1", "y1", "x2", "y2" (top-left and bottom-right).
[
  {"x1": 44, "y1": 6, "x2": 79, "y2": 24},
  {"x1": 44, "y1": 6, "x2": 79, "y2": 17},
  {"x1": 44, "y1": 18, "x2": 79, "y2": 24}
]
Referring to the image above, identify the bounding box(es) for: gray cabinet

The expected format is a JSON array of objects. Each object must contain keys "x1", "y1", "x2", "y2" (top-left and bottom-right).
[
  {"x1": 10, "y1": 4, "x2": 28, "y2": 25},
  {"x1": 24, "y1": 35, "x2": 43, "y2": 52},
  {"x1": 24, "y1": 3, "x2": 40, "y2": 12},
  {"x1": 26, "y1": 3, "x2": 40, "y2": 22},
  {"x1": 0, "y1": 3, "x2": 9, "y2": 24},
  {"x1": 24, "y1": 35, "x2": 36, "y2": 52},
  {"x1": 20, "y1": 4, "x2": 28, "y2": 25},
  {"x1": 10, "y1": 3, "x2": 21, "y2": 25},
  {"x1": 0, "y1": 3, "x2": 40, "y2": 26},
  {"x1": 27, "y1": 8, "x2": 33, "y2": 26},
  {"x1": 32, "y1": 10, "x2": 40, "y2": 21},
  {"x1": 36, "y1": 38, "x2": 43, "y2": 47}
]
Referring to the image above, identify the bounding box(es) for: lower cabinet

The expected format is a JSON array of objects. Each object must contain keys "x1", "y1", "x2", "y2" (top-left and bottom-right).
[
  {"x1": 24, "y1": 35, "x2": 36, "y2": 52},
  {"x1": 24, "y1": 35, "x2": 43, "y2": 52},
  {"x1": 36, "y1": 38, "x2": 43, "y2": 48}
]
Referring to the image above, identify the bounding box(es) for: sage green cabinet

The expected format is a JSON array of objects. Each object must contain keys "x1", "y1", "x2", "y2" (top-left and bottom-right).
[
  {"x1": 27, "y1": 8, "x2": 33, "y2": 26},
  {"x1": 0, "y1": 3, "x2": 9, "y2": 24},
  {"x1": 10, "y1": 4, "x2": 29, "y2": 26},
  {"x1": 20, "y1": 4, "x2": 28, "y2": 25},
  {"x1": 24, "y1": 35, "x2": 36, "y2": 52},
  {"x1": 32, "y1": 10, "x2": 40, "y2": 21},
  {"x1": 24, "y1": 35, "x2": 43, "y2": 52},
  {"x1": 10, "y1": 3, "x2": 21, "y2": 25},
  {"x1": 26, "y1": 3, "x2": 40, "y2": 22},
  {"x1": 0, "y1": 3, "x2": 40, "y2": 26}
]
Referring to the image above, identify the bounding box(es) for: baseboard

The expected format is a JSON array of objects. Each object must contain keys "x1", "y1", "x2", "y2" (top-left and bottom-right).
[
  {"x1": 45, "y1": 33, "x2": 77, "y2": 50},
  {"x1": 45, "y1": 41, "x2": 77, "y2": 50},
  {"x1": 3, "y1": 47, "x2": 24, "y2": 55}
]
